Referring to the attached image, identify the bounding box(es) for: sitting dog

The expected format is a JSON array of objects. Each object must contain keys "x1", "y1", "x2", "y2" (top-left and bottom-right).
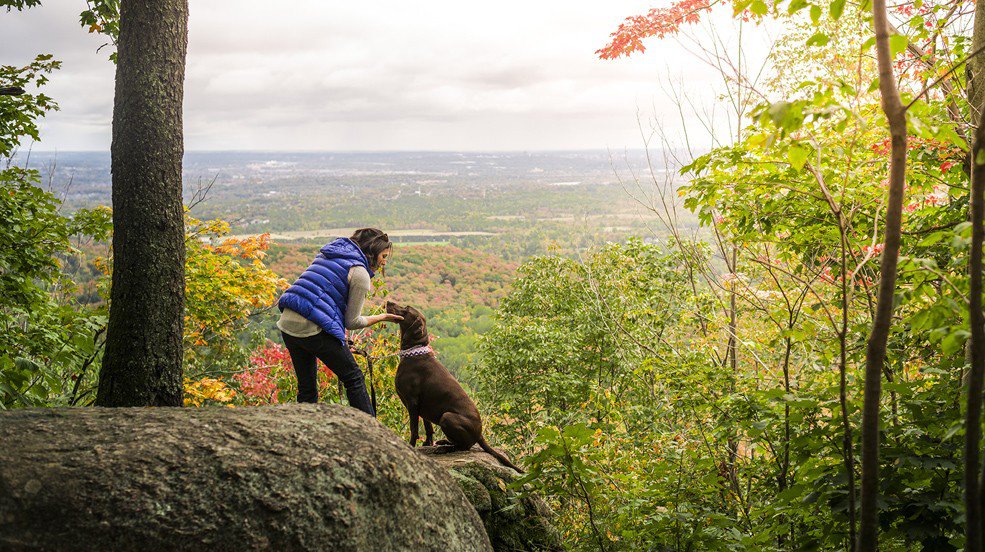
[{"x1": 384, "y1": 301, "x2": 523, "y2": 473}]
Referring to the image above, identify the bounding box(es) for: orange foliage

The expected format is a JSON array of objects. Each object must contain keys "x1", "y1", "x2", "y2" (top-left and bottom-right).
[
  {"x1": 267, "y1": 244, "x2": 517, "y2": 314},
  {"x1": 184, "y1": 213, "x2": 288, "y2": 364},
  {"x1": 183, "y1": 377, "x2": 236, "y2": 406},
  {"x1": 597, "y1": 0, "x2": 714, "y2": 59}
]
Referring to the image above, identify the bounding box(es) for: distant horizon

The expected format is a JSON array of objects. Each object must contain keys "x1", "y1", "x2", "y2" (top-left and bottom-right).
[{"x1": 16, "y1": 148, "x2": 654, "y2": 154}]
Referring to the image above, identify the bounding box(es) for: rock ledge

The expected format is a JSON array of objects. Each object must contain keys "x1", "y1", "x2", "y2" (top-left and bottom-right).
[
  {"x1": 417, "y1": 446, "x2": 564, "y2": 551},
  {"x1": 0, "y1": 404, "x2": 491, "y2": 552}
]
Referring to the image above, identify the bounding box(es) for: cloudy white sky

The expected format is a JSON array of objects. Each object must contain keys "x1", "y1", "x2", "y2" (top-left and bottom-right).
[{"x1": 5, "y1": 1, "x2": 760, "y2": 151}]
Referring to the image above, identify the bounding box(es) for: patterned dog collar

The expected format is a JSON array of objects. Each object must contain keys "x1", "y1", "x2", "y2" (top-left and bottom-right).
[{"x1": 398, "y1": 344, "x2": 434, "y2": 358}]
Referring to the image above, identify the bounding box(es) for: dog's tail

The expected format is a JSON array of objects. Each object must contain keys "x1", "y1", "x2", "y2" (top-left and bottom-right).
[{"x1": 477, "y1": 436, "x2": 524, "y2": 473}]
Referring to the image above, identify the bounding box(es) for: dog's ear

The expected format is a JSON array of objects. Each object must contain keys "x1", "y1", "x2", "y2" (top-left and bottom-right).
[{"x1": 406, "y1": 306, "x2": 426, "y2": 325}]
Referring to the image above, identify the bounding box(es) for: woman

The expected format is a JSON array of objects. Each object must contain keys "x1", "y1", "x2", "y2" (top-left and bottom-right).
[{"x1": 276, "y1": 228, "x2": 403, "y2": 416}]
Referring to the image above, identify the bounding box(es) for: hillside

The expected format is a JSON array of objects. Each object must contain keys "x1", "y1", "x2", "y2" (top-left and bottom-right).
[
  {"x1": 268, "y1": 243, "x2": 516, "y2": 312},
  {"x1": 265, "y1": 243, "x2": 518, "y2": 372}
]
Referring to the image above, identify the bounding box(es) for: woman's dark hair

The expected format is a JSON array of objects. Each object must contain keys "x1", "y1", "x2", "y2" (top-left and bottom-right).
[{"x1": 350, "y1": 228, "x2": 393, "y2": 273}]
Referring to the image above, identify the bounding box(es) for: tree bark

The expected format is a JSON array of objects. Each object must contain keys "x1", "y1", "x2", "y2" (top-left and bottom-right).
[
  {"x1": 968, "y1": 111, "x2": 985, "y2": 552},
  {"x1": 839, "y1": 224, "x2": 858, "y2": 551},
  {"x1": 859, "y1": 0, "x2": 908, "y2": 548},
  {"x1": 97, "y1": 0, "x2": 188, "y2": 406},
  {"x1": 0, "y1": 404, "x2": 493, "y2": 552},
  {"x1": 967, "y1": 2, "x2": 985, "y2": 547},
  {"x1": 970, "y1": 3, "x2": 985, "y2": 131}
]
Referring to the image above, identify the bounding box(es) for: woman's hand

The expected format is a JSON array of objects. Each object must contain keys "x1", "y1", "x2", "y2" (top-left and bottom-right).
[{"x1": 369, "y1": 313, "x2": 403, "y2": 325}]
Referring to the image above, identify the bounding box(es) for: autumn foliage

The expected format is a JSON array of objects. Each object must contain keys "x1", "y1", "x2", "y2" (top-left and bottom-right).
[
  {"x1": 183, "y1": 212, "x2": 288, "y2": 371},
  {"x1": 183, "y1": 377, "x2": 236, "y2": 407},
  {"x1": 232, "y1": 341, "x2": 300, "y2": 405},
  {"x1": 266, "y1": 243, "x2": 516, "y2": 314},
  {"x1": 596, "y1": 0, "x2": 714, "y2": 59}
]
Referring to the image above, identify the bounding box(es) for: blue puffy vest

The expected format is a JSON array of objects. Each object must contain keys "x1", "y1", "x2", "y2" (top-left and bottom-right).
[{"x1": 277, "y1": 238, "x2": 375, "y2": 344}]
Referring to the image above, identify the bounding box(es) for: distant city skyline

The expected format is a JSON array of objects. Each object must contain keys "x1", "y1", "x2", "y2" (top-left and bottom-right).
[{"x1": 7, "y1": 2, "x2": 768, "y2": 152}]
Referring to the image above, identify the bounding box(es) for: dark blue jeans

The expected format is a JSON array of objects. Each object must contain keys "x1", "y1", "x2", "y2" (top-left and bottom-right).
[{"x1": 280, "y1": 331, "x2": 375, "y2": 417}]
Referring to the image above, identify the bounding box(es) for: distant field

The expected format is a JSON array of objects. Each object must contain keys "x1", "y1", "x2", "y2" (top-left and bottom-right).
[
  {"x1": 228, "y1": 228, "x2": 497, "y2": 241},
  {"x1": 18, "y1": 150, "x2": 691, "y2": 259}
]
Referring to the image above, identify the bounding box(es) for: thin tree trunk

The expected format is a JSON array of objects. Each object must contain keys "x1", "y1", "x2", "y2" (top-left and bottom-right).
[
  {"x1": 967, "y1": 111, "x2": 985, "y2": 552},
  {"x1": 726, "y1": 247, "x2": 741, "y2": 506},
  {"x1": 969, "y1": 4, "x2": 985, "y2": 131},
  {"x1": 967, "y1": 1, "x2": 985, "y2": 546},
  {"x1": 811, "y1": 160, "x2": 860, "y2": 550},
  {"x1": 839, "y1": 226, "x2": 858, "y2": 551},
  {"x1": 779, "y1": 335, "x2": 794, "y2": 549},
  {"x1": 859, "y1": 0, "x2": 908, "y2": 547},
  {"x1": 97, "y1": 0, "x2": 189, "y2": 406}
]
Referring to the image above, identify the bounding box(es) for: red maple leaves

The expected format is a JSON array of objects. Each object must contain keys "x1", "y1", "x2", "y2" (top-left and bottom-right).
[{"x1": 597, "y1": 0, "x2": 714, "y2": 59}]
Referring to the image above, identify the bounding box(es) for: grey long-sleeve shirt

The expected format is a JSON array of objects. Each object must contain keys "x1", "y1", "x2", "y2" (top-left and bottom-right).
[{"x1": 277, "y1": 265, "x2": 372, "y2": 338}]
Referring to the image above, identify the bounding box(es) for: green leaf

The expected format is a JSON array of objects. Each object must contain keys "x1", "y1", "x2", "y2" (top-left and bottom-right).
[
  {"x1": 787, "y1": 0, "x2": 809, "y2": 14},
  {"x1": 810, "y1": 4, "x2": 822, "y2": 23},
  {"x1": 14, "y1": 357, "x2": 41, "y2": 374},
  {"x1": 806, "y1": 32, "x2": 830, "y2": 47},
  {"x1": 747, "y1": 133, "x2": 767, "y2": 148},
  {"x1": 917, "y1": 231, "x2": 945, "y2": 247},
  {"x1": 941, "y1": 329, "x2": 969, "y2": 356},
  {"x1": 733, "y1": 0, "x2": 754, "y2": 16},
  {"x1": 890, "y1": 34, "x2": 909, "y2": 59},
  {"x1": 750, "y1": 0, "x2": 769, "y2": 15},
  {"x1": 829, "y1": 0, "x2": 846, "y2": 19},
  {"x1": 765, "y1": 100, "x2": 806, "y2": 134},
  {"x1": 787, "y1": 145, "x2": 810, "y2": 171},
  {"x1": 563, "y1": 423, "x2": 593, "y2": 441},
  {"x1": 930, "y1": 126, "x2": 966, "y2": 149},
  {"x1": 944, "y1": 422, "x2": 964, "y2": 441}
]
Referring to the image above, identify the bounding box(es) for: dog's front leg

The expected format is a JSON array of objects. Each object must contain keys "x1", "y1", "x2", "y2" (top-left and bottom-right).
[
  {"x1": 408, "y1": 407, "x2": 420, "y2": 447},
  {"x1": 423, "y1": 420, "x2": 434, "y2": 447}
]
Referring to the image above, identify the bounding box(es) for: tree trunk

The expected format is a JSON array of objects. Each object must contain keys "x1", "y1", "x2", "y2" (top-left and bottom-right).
[
  {"x1": 859, "y1": 0, "x2": 908, "y2": 548},
  {"x1": 968, "y1": 113, "x2": 985, "y2": 552},
  {"x1": 970, "y1": 3, "x2": 985, "y2": 131},
  {"x1": 968, "y1": 2, "x2": 985, "y2": 546},
  {"x1": 839, "y1": 226, "x2": 858, "y2": 551},
  {"x1": 0, "y1": 404, "x2": 493, "y2": 552},
  {"x1": 97, "y1": 0, "x2": 188, "y2": 406}
]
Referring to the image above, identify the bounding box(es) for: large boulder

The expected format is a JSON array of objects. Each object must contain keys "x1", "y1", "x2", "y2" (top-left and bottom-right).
[
  {"x1": 417, "y1": 446, "x2": 564, "y2": 551},
  {"x1": 0, "y1": 404, "x2": 492, "y2": 551}
]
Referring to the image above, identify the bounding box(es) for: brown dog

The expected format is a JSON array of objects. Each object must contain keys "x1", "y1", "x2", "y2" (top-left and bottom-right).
[{"x1": 384, "y1": 301, "x2": 522, "y2": 473}]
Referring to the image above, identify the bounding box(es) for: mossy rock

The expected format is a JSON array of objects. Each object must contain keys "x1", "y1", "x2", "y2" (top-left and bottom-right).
[
  {"x1": 418, "y1": 446, "x2": 564, "y2": 551},
  {"x1": 0, "y1": 404, "x2": 492, "y2": 551}
]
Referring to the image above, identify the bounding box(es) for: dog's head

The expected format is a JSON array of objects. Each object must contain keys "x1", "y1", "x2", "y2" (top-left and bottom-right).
[{"x1": 385, "y1": 301, "x2": 428, "y2": 344}]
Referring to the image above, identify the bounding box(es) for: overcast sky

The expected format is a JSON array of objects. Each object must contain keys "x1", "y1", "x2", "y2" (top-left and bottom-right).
[{"x1": 5, "y1": 1, "x2": 755, "y2": 151}]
